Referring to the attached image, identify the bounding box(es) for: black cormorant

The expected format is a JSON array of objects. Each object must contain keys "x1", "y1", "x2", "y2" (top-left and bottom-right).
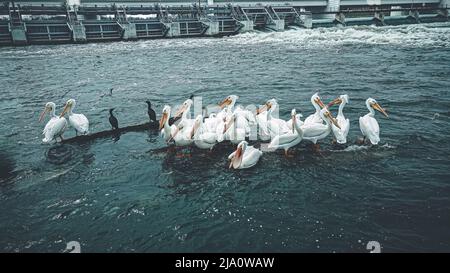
[
  {"x1": 109, "y1": 108, "x2": 119, "y2": 130},
  {"x1": 145, "y1": 100, "x2": 157, "y2": 123}
]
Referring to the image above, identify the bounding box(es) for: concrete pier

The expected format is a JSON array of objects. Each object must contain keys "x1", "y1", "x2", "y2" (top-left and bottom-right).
[
  {"x1": 9, "y1": 23, "x2": 28, "y2": 45},
  {"x1": 120, "y1": 23, "x2": 137, "y2": 40},
  {"x1": 69, "y1": 22, "x2": 87, "y2": 42},
  {"x1": 202, "y1": 20, "x2": 220, "y2": 36},
  {"x1": 238, "y1": 20, "x2": 254, "y2": 32},
  {"x1": 163, "y1": 22, "x2": 180, "y2": 38}
]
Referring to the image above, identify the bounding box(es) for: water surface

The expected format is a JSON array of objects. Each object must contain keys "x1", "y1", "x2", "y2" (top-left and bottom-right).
[{"x1": 1, "y1": 23, "x2": 450, "y2": 252}]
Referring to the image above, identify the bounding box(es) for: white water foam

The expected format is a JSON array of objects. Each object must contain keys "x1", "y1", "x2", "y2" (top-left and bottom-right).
[{"x1": 225, "y1": 22, "x2": 450, "y2": 49}]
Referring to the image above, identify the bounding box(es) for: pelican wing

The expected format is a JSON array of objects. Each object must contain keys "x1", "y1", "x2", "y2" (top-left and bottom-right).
[
  {"x1": 43, "y1": 117, "x2": 67, "y2": 143},
  {"x1": 43, "y1": 117, "x2": 58, "y2": 135},
  {"x1": 301, "y1": 123, "x2": 328, "y2": 138},
  {"x1": 268, "y1": 132, "x2": 301, "y2": 150},
  {"x1": 304, "y1": 112, "x2": 322, "y2": 125},
  {"x1": 332, "y1": 117, "x2": 350, "y2": 144},
  {"x1": 267, "y1": 119, "x2": 290, "y2": 137},
  {"x1": 199, "y1": 132, "x2": 217, "y2": 144},
  {"x1": 69, "y1": 114, "x2": 89, "y2": 134},
  {"x1": 359, "y1": 115, "x2": 380, "y2": 144},
  {"x1": 241, "y1": 146, "x2": 262, "y2": 169}
]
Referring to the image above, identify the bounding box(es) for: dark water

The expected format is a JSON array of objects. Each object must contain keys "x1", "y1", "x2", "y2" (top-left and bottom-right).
[{"x1": 1, "y1": 23, "x2": 450, "y2": 252}]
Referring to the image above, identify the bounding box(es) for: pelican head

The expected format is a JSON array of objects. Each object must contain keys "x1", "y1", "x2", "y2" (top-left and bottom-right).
[
  {"x1": 367, "y1": 98, "x2": 388, "y2": 118},
  {"x1": 159, "y1": 105, "x2": 171, "y2": 130},
  {"x1": 328, "y1": 94, "x2": 349, "y2": 107},
  {"x1": 174, "y1": 99, "x2": 193, "y2": 118},
  {"x1": 257, "y1": 98, "x2": 277, "y2": 114},
  {"x1": 229, "y1": 141, "x2": 248, "y2": 169},
  {"x1": 39, "y1": 102, "x2": 56, "y2": 122},
  {"x1": 311, "y1": 93, "x2": 325, "y2": 109},
  {"x1": 60, "y1": 99, "x2": 76, "y2": 118},
  {"x1": 218, "y1": 95, "x2": 239, "y2": 109},
  {"x1": 190, "y1": 114, "x2": 203, "y2": 139},
  {"x1": 320, "y1": 108, "x2": 341, "y2": 129}
]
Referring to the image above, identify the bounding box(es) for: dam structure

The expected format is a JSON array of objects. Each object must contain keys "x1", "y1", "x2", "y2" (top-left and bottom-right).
[{"x1": 0, "y1": 0, "x2": 448, "y2": 46}]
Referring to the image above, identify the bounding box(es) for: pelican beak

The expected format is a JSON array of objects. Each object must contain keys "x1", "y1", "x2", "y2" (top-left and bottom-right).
[
  {"x1": 256, "y1": 103, "x2": 270, "y2": 115},
  {"x1": 256, "y1": 105, "x2": 266, "y2": 115},
  {"x1": 373, "y1": 103, "x2": 388, "y2": 118},
  {"x1": 315, "y1": 98, "x2": 325, "y2": 108},
  {"x1": 327, "y1": 97, "x2": 342, "y2": 108},
  {"x1": 218, "y1": 98, "x2": 231, "y2": 109},
  {"x1": 159, "y1": 112, "x2": 168, "y2": 130},
  {"x1": 59, "y1": 103, "x2": 70, "y2": 118},
  {"x1": 39, "y1": 107, "x2": 49, "y2": 122},
  {"x1": 291, "y1": 114, "x2": 295, "y2": 133},
  {"x1": 229, "y1": 146, "x2": 243, "y2": 169},
  {"x1": 174, "y1": 104, "x2": 187, "y2": 118},
  {"x1": 326, "y1": 112, "x2": 341, "y2": 129}
]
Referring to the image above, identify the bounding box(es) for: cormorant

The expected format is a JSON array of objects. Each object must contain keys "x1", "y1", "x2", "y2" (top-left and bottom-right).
[
  {"x1": 145, "y1": 100, "x2": 157, "y2": 123},
  {"x1": 109, "y1": 108, "x2": 119, "y2": 130}
]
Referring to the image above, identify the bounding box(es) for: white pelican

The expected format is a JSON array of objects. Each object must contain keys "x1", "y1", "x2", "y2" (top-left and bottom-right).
[
  {"x1": 328, "y1": 94, "x2": 350, "y2": 144},
  {"x1": 304, "y1": 93, "x2": 326, "y2": 125},
  {"x1": 359, "y1": 98, "x2": 388, "y2": 145},
  {"x1": 268, "y1": 109, "x2": 304, "y2": 156},
  {"x1": 168, "y1": 107, "x2": 194, "y2": 146},
  {"x1": 203, "y1": 113, "x2": 220, "y2": 133},
  {"x1": 301, "y1": 108, "x2": 340, "y2": 148},
  {"x1": 228, "y1": 141, "x2": 262, "y2": 169},
  {"x1": 287, "y1": 112, "x2": 304, "y2": 131},
  {"x1": 60, "y1": 99, "x2": 89, "y2": 135},
  {"x1": 174, "y1": 99, "x2": 194, "y2": 127},
  {"x1": 192, "y1": 115, "x2": 218, "y2": 150},
  {"x1": 39, "y1": 102, "x2": 68, "y2": 143},
  {"x1": 218, "y1": 95, "x2": 239, "y2": 112},
  {"x1": 221, "y1": 113, "x2": 247, "y2": 144},
  {"x1": 219, "y1": 95, "x2": 256, "y2": 134},
  {"x1": 257, "y1": 99, "x2": 290, "y2": 140},
  {"x1": 159, "y1": 105, "x2": 177, "y2": 142}
]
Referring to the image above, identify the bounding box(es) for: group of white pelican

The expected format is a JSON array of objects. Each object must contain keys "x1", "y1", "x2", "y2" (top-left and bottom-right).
[
  {"x1": 38, "y1": 94, "x2": 388, "y2": 170},
  {"x1": 39, "y1": 99, "x2": 89, "y2": 143},
  {"x1": 159, "y1": 93, "x2": 388, "y2": 169}
]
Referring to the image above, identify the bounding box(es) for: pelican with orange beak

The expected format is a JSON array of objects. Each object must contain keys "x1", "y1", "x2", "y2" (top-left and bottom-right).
[
  {"x1": 304, "y1": 93, "x2": 326, "y2": 125},
  {"x1": 359, "y1": 98, "x2": 388, "y2": 145},
  {"x1": 216, "y1": 95, "x2": 239, "y2": 124},
  {"x1": 173, "y1": 99, "x2": 194, "y2": 127},
  {"x1": 221, "y1": 113, "x2": 247, "y2": 144},
  {"x1": 256, "y1": 99, "x2": 290, "y2": 140},
  {"x1": 328, "y1": 94, "x2": 350, "y2": 144},
  {"x1": 218, "y1": 95, "x2": 239, "y2": 110},
  {"x1": 168, "y1": 116, "x2": 195, "y2": 147},
  {"x1": 268, "y1": 109, "x2": 304, "y2": 157},
  {"x1": 191, "y1": 115, "x2": 218, "y2": 150},
  {"x1": 228, "y1": 141, "x2": 262, "y2": 170},
  {"x1": 159, "y1": 105, "x2": 177, "y2": 142},
  {"x1": 39, "y1": 102, "x2": 68, "y2": 143},
  {"x1": 60, "y1": 99, "x2": 89, "y2": 136},
  {"x1": 301, "y1": 108, "x2": 341, "y2": 149}
]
